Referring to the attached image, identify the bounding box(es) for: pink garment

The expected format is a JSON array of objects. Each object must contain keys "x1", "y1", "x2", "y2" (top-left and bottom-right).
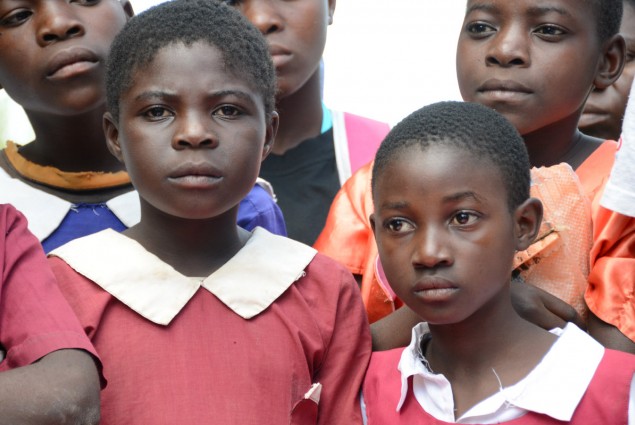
[
  {"x1": 0, "y1": 204, "x2": 98, "y2": 371},
  {"x1": 363, "y1": 347, "x2": 634, "y2": 424},
  {"x1": 49, "y1": 252, "x2": 371, "y2": 425}
]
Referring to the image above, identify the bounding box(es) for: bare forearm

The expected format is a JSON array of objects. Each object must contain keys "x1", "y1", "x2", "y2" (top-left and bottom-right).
[
  {"x1": 0, "y1": 350, "x2": 100, "y2": 425},
  {"x1": 370, "y1": 306, "x2": 421, "y2": 351},
  {"x1": 588, "y1": 311, "x2": 635, "y2": 354}
]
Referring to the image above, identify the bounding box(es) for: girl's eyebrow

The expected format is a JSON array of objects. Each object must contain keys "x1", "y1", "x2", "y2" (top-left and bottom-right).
[
  {"x1": 465, "y1": 2, "x2": 571, "y2": 18},
  {"x1": 133, "y1": 89, "x2": 257, "y2": 103},
  {"x1": 379, "y1": 201, "x2": 409, "y2": 211},
  {"x1": 442, "y1": 191, "x2": 484, "y2": 204},
  {"x1": 465, "y1": 2, "x2": 500, "y2": 16},
  {"x1": 526, "y1": 5, "x2": 572, "y2": 19}
]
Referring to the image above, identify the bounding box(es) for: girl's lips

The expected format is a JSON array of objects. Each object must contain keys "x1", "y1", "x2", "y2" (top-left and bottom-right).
[
  {"x1": 478, "y1": 78, "x2": 532, "y2": 94},
  {"x1": 413, "y1": 277, "x2": 459, "y2": 301},
  {"x1": 46, "y1": 47, "x2": 100, "y2": 79},
  {"x1": 169, "y1": 162, "x2": 221, "y2": 179}
]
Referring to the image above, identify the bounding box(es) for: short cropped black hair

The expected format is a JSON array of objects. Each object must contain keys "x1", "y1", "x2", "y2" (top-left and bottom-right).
[
  {"x1": 106, "y1": 0, "x2": 275, "y2": 120},
  {"x1": 371, "y1": 101, "x2": 531, "y2": 211},
  {"x1": 586, "y1": 0, "x2": 623, "y2": 42}
]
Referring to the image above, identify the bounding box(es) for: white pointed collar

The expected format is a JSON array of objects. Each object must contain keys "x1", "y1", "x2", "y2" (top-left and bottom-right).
[
  {"x1": 50, "y1": 227, "x2": 317, "y2": 325},
  {"x1": 0, "y1": 168, "x2": 140, "y2": 240}
]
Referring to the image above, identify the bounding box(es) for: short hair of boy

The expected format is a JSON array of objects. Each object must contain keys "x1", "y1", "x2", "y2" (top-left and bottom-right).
[
  {"x1": 105, "y1": 0, "x2": 276, "y2": 120},
  {"x1": 371, "y1": 101, "x2": 531, "y2": 212},
  {"x1": 587, "y1": 0, "x2": 623, "y2": 42}
]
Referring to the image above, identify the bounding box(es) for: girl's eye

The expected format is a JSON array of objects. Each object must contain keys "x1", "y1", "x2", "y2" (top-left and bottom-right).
[
  {"x1": 451, "y1": 211, "x2": 478, "y2": 226},
  {"x1": 466, "y1": 22, "x2": 495, "y2": 35},
  {"x1": 143, "y1": 107, "x2": 171, "y2": 119},
  {"x1": 0, "y1": 10, "x2": 32, "y2": 26},
  {"x1": 214, "y1": 105, "x2": 241, "y2": 117},
  {"x1": 534, "y1": 25, "x2": 566, "y2": 37},
  {"x1": 71, "y1": 0, "x2": 101, "y2": 5},
  {"x1": 385, "y1": 218, "x2": 414, "y2": 233}
]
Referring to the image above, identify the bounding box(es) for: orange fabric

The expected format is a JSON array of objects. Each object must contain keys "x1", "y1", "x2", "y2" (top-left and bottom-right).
[
  {"x1": 316, "y1": 141, "x2": 635, "y2": 338},
  {"x1": 315, "y1": 162, "x2": 594, "y2": 322},
  {"x1": 581, "y1": 141, "x2": 635, "y2": 341},
  {"x1": 4, "y1": 141, "x2": 130, "y2": 190},
  {"x1": 313, "y1": 162, "x2": 402, "y2": 324},
  {"x1": 513, "y1": 164, "x2": 593, "y2": 318}
]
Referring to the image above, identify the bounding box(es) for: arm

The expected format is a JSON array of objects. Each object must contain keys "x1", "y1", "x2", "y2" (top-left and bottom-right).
[
  {"x1": 0, "y1": 349, "x2": 100, "y2": 425},
  {"x1": 0, "y1": 205, "x2": 101, "y2": 424},
  {"x1": 588, "y1": 310, "x2": 635, "y2": 354},
  {"x1": 237, "y1": 182, "x2": 287, "y2": 236},
  {"x1": 313, "y1": 265, "x2": 372, "y2": 425}
]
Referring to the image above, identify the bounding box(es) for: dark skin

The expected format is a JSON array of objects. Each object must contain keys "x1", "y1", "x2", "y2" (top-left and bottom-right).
[
  {"x1": 0, "y1": 0, "x2": 134, "y2": 202},
  {"x1": 227, "y1": 0, "x2": 335, "y2": 154},
  {"x1": 459, "y1": 0, "x2": 631, "y2": 352},
  {"x1": 104, "y1": 42, "x2": 278, "y2": 277},
  {"x1": 373, "y1": 0, "x2": 630, "y2": 352},
  {"x1": 371, "y1": 145, "x2": 555, "y2": 418},
  {"x1": 0, "y1": 349, "x2": 100, "y2": 425},
  {"x1": 580, "y1": 1, "x2": 635, "y2": 141}
]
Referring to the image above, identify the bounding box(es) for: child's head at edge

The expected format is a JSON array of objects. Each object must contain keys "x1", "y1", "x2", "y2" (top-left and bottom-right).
[{"x1": 456, "y1": 0, "x2": 625, "y2": 149}]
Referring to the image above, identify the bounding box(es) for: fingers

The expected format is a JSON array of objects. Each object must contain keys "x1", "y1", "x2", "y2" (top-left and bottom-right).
[{"x1": 510, "y1": 279, "x2": 584, "y2": 331}]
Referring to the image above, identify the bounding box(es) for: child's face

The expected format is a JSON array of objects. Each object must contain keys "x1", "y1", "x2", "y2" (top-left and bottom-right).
[
  {"x1": 226, "y1": 0, "x2": 335, "y2": 100},
  {"x1": 104, "y1": 42, "x2": 277, "y2": 220},
  {"x1": 456, "y1": 0, "x2": 603, "y2": 136},
  {"x1": 0, "y1": 0, "x2": 131, "y2": 115},
  {"x1": 580, "y1": 2, "x2": 635, "y2": 140},
  {"x1": 371, "y1": 144, "x2": 534, "y2": 325}
]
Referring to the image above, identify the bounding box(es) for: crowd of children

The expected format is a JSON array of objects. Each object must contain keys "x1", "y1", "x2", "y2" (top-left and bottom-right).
[{"x1": 0, "y1": 0, "x2": 634, "y2": 423}]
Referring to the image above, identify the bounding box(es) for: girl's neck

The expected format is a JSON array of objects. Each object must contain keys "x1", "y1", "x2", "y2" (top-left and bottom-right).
[
  {"x1": 425, "y1": 298, "x2": 556, "y2": 419},
  {"x1": 523, "y1": 111, "x2": 602, "y2": 170},
  {"x1": 20, "y1": 106, "x2": 125, "y2": 173},
  {"x1": 270, "y1": 69, "x2": 324, "y2": 155},
  {"x1": 124, "y1": 202, "x2": 249, "y2": 278}
]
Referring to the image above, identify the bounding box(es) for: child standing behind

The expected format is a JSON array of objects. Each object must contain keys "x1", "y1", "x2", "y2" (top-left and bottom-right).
[
  {"x1": 225, "y1": 0, "x2": 390, "y2": 245},
  {"x1": 317, "y1": 0, "x2": 634, "y2": 352},
  {"x1": 362, "y1": 101, "x2": 635, "y2": 424},
  {"x1": 48, "y1": 1, "x2": 371, "y2": 424},
  {"x1": 580, "y1": 0, "x2": 635, "y2": 141},
  {"x1": 0, "y1": 0, "x2": 285, "y2": 252}
]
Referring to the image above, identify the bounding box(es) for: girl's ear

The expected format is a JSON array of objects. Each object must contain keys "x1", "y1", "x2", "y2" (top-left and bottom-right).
[
  {"x1": 262, "y1": 111, "x2": 279, "y2": 161},
  {"x1": 594, "y1": 34, "x2": 626, "y2": 90},
  {"x1": 103, "y1": 112, "x2": 125, "y2": 164},
  {"x1": 327, "y1": 0, "x2": 336, "y2": 25},
  {"x1": 120, "y1": 0, "x2": 135, "y2": 19},
  {"x1": 514, "y1": 197, "x2": 543, "y2": 251}
]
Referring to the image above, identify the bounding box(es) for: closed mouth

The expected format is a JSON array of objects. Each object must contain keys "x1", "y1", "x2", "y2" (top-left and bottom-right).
[
  {"x1": 169, "y1": 163, "x2": 222, "y2": 180},
  {"x1": 478, "y1": 79, "x2": 532, "y2": 94},
  {"x1": 47, "y1": 47, "x2": 99, "y2": 78}
]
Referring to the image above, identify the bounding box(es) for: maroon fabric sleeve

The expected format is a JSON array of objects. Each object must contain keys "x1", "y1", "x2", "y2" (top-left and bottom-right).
[{"x1": 0, "y1": 204, "x2": 100, "y2": 371}]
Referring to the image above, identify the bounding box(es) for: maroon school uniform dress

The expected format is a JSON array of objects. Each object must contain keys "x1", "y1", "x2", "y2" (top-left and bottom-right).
[
  {"x1": 49, "y1": 227, "x2": 371, "y2": 425},
  {"x1": 362, "y1": 322, "x2": 635, "y2": 424}
]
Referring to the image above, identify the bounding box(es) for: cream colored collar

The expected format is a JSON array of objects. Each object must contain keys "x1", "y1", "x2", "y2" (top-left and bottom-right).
[
  {"x1": 0, "y1": 166, "x2": 139, "y2": 240},
  {"x1": 50, "y1": 228, "x2": 317, "y2": 325}
]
